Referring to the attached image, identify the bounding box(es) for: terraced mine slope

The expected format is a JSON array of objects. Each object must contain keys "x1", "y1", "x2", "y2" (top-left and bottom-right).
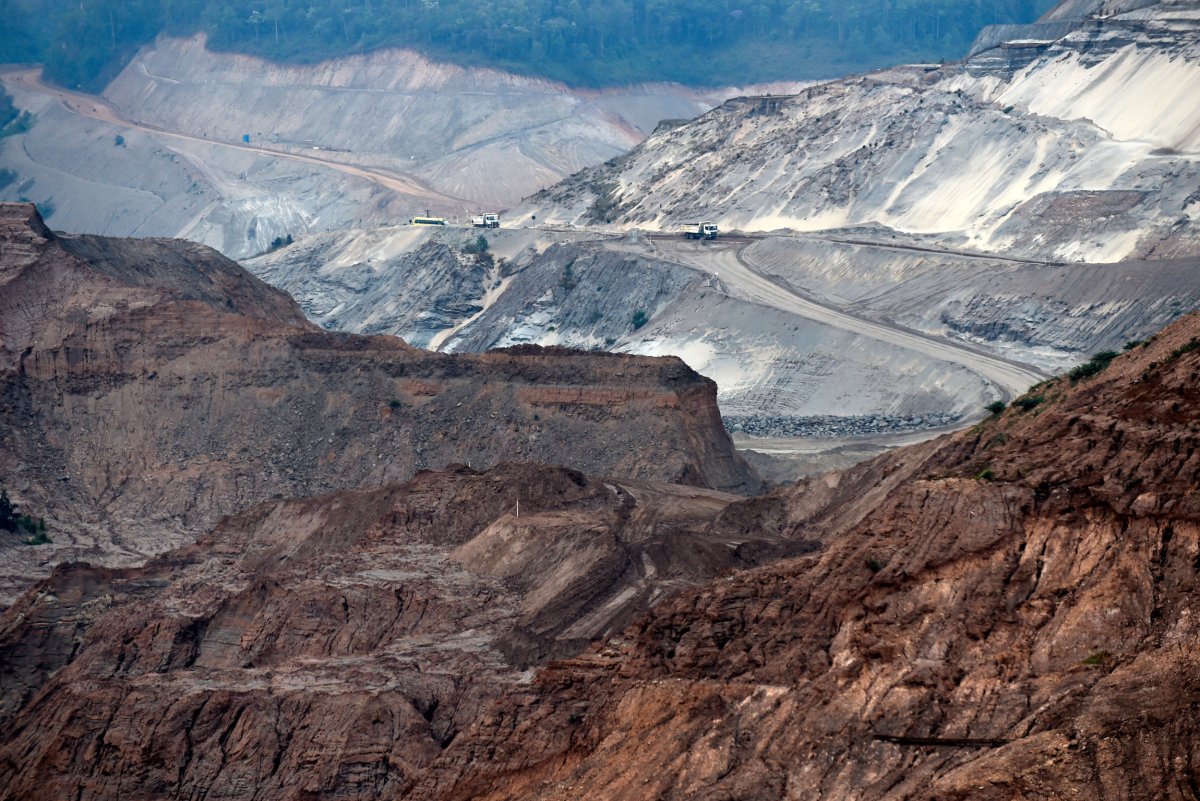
[
  {"x1": 521, "y1": 0, "x2": 1200, "y2": 264},
  {"x1": 0, "y1": 463, "x2": 814, "y2": 800},
  {"x1": 3, "y1": 273, "x2": 1197, "y2": 801},
  {"x1": 0, "y1": 39, "x2": 802, "y2": 258},
  {"x1": 244, "y1": 0, "x2": 1200, "y2": 450},
  {"x1": 407, "y1": 309, "x2": 1200, "y2": 801},
  {"x1": 0, "y1": 203, "x2": 761, "y2": 604}
]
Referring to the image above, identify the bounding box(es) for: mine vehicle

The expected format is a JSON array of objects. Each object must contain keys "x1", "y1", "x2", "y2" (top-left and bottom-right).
[{"x1": 682, "y1": 222, "x2": 719, "y2": 240}]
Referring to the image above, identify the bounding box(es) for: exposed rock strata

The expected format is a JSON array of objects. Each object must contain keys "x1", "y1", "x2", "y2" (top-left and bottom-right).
[
  {"x1": 407, "y1": 310, "x2": 1200, "y2": 801},
  {"x1": 520, "y1": 1, "x2": 1200, "y2": 263},
  {"x1": 0, "y1": 463, "x2": 808, "y2": 799},
  {"x1": 0, "y1": 203, "x2": 761, "y2": 602},
  {"x1": 3, "y1": 214, "x2": 1198, "y2": 798}
]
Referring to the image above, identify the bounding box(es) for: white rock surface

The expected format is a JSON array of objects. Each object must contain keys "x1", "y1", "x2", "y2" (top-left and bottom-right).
[{"x1": 519, "y1": 1, "x2": 1200, "y2": 264}]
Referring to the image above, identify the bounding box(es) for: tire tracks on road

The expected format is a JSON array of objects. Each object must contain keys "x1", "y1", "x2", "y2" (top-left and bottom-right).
[
  {"x1": 0, "y1": 67, "x2": 476, "y2": 208},
  {"x1": 652, "y1": 237, "x2": 1047, "y2": 402}
]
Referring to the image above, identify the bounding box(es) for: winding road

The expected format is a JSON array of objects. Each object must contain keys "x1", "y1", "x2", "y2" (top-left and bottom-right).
[
  {"x1": 2, "y1": 64, "x2": 1046, "y2": 403},
  {"x1": 0, "y1": 67, "x2": 473, "y2": 207},
  {"x1": 651, "y1": 237, "x2": 1047, "y2": 401}
]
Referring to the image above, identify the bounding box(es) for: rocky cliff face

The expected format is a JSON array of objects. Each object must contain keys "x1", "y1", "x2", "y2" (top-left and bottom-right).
[
  {"x1": 405, "y1": 309, "x2": 1200, "y2": 801},
  {"x1": 520, "y1": 0, "x2": 1200, "y2": 264},
  {"x1": 4, "y1": 281, "x2": 1196, "y2": 801},
  {"x1": 0, "y1": 203, "x2": 761, "y2": 603},
  {"x1": 0, "y1": 462, "x2": 808, "y2": 800}
]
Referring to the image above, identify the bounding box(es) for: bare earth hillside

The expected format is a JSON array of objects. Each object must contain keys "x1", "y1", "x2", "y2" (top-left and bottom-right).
[
  {"x1": 0, "y1": 203, "x2": 761, "y2": 604},
  {"x1": 0, "y1": 463, "x2": 813, "y2": 800},
  {"x1": 406, "y1": 308, "x2": 1200, "y2": 801},
  {"x1": 521, "y1": 0, "x2": 1200, "y2": 264},
  {"x1": 3, "y1": 247, "x2": 1197, "y2": 800},
  {"x1": 0, "y1": 39, "x2": 803, "y2": 258}
]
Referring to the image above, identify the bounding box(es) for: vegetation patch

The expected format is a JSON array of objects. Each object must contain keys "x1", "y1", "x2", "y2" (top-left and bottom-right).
[
  {"x1": 1068, "y1": 351, "x2": 1118, "y2": 383},
  {"x1": 462, "y1": 234, "x2": 489, "y2": 255},
  {"x1": 0, "y1": 489, "x2": 50, "y2": 545},
  {"x1": 0, "y1": 89, "x2": 34, "y2": 138},
  {"x1": 985, "y1": 400, "x2": 1007, "y2": 416},
  {"x1": 559, "y1": 259, "x2": 577, "y2": 291},
  {"x1": 1168, "y1": 337, "x2": 1200, "y2": 362},
  {"x1": 7, "y1": 0, "x2": 1059, "y2": 93},
  {"x1": 586, "y1": 181, "x2": 620, "y2": 224},
  {"x1": 266, "y1": 233, "x2": 294, "y2": 253},
  {"x1": 1013, "y1": 395, "x2": 1044, "y2": 412}
]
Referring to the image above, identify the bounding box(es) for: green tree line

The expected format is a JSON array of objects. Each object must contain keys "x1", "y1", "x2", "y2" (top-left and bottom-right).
[{"x1": 1, "y1": 0, "x2": 1055, "y2": 92}]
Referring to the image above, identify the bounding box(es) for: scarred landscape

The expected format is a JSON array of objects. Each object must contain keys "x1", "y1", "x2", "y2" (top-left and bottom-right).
[{"x1": 2, "y1": 0, "x2": 1199, "y2": 798}]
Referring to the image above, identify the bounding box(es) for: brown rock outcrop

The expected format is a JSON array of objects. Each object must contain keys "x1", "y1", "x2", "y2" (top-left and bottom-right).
[
  {"x1": 407, "y1": 312, "x2": 1200, "y2": 801},
  {"x1": 0, "y1": 203, "x2": 761, "y2": 602},
  {"x1": 0, "y1": 463, "x2": 805, "y2": 799},
  {"x1": 4, "y1": 197, "x2": 1198, "y2": 800}
]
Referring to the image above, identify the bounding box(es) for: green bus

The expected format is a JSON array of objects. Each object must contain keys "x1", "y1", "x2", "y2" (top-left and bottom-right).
[{"x1": 410, "y1": 216, "x2": 446, "y2": 226}]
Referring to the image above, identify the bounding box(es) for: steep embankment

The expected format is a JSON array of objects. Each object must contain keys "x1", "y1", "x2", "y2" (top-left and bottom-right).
[
  {"x1": 521, "y1": 0, "x2": 1200, "y2": 263},
  {"x1": 0, "y1": 462, "x2": 814, "y2": 801},
  {"x1": 0, "y1": 38, "x2": 801, "y2": 257},
  {"x1": 0, "y1": 203, "x2": 761, "y2": 603},
  {"x1": 102, "y1": 36, "x2": 720, "y2": 209},
  {"x1": 249, "y1": 231, "x2": 1011, "y2": 430},
  {"x1": 4, "y1": 252, "x2": 1196, "y2": 801},
  {"x1": 407, "y1": 310, "x2": 1200, "y2": 801}
]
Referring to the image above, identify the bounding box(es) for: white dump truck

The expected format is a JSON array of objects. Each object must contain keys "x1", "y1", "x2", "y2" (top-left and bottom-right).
[
  {"x1": 471, "y1": 213, "x2": 500, "y2": 228},
  {"x1": 682, "y1": 222, "x2": 719, "y2": 240}
]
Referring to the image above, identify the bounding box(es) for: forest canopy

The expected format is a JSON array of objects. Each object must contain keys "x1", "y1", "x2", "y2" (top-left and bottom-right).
[{"x1": 1, "y1": 0, "x2": 1056, "y2": 92}]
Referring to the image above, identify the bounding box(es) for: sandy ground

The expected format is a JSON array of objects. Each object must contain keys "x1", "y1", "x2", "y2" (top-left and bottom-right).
[
  {"x1": 1, "y1": 67, "x2": 465, "y2": 206},
  {"x1": 648, "y1": 236, "x2": 1047, "y2": 401}
]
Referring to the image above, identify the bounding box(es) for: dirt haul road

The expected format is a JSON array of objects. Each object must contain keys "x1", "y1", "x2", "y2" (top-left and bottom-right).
[
  {"x1": 651, "y1": 237, "x2": 1047, "y2": 402},
  {"x1": 0, "y1": 67, "x2": 473, "y2": 207}
]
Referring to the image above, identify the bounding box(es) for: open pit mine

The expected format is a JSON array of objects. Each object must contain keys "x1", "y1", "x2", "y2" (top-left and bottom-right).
[{"x1": 1, "y1": 0, "x2": 1199, "y2": 798}]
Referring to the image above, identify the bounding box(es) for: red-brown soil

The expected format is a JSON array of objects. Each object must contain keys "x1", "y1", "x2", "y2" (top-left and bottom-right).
[
  {"x1": 0, "y1": 203, "x2": 761, "y2": 603},
  {"x1": 3, "y1": 202, "x2": 1198, "y2": 800},
  {"x1": 0, "y1": 463, "x2": 809, "y2": 799},
  {"x1": 407, "y1": 311, "x2": 1200, "y2": 801}
]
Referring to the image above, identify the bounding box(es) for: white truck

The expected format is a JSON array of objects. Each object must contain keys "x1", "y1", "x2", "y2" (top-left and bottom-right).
[
  {"x1": 682, "y1": 222, "x2": 719, "y2": 240},
  {"x1": 471, "y1": 213, "x2": 500, "y2": 228}
]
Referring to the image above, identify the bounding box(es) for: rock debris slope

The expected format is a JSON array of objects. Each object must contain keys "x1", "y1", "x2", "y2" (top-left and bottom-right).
[
  {"x1": 248, "y1": 233, "x2": 1012, "y2": 430},
  {"x1": 0, "y1": 463, "x2": 810, "y2": 800},
  {"x1": 521, "y1": 0, "x2": 1200, "y2": 263},
  {"x1": 408, "y1": 309, "x2": 1200, "y2": 801},
  {"x1": 3, "y1": 285, "x2": 1196, "y2": 801},
  {"x1": 0, "y1": 203, "x2": 761, "y2": 603}
]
